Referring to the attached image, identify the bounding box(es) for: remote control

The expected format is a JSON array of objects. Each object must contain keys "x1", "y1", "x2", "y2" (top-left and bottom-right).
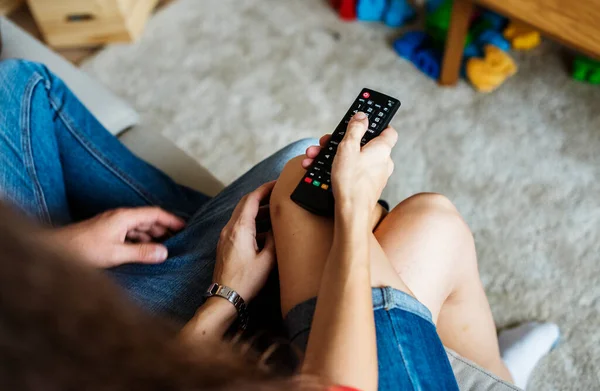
[{"x1": 290, "y1": 88, "x2": 401, "y2": 216}]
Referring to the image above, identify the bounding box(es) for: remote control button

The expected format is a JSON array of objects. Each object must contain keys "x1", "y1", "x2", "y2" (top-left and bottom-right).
[
  {"x1": 321, "y1": 184, "x2": 329, "y2": 190},
  {"x1": 371, "y1": 123, "x2": 377, "y2": 128},
  {"x1": 313, "y1": 166, "x2": 321, "y2": 171},
  {"x1": 362, "y1": 92, "x2": 370, "y2": 98},
  {"x1": 375, "y1": 117, "x2": 380, "y2": 123},
  {"x1": 375, "y1": 103, "x2": 382, "y2": 109},
  {"x1": 304, "y1": 177, "x2": 312, "y2": 184},
  {"x1": 367, "y1": 100, "x2": 374, "y2": 105},
  {"x1": 308, "y1": 172, "x2": 315, "y2": 177},
  {"x1": 313, "y1": 180, "x2": 321, "y2": 187},
  {"x1": 383, "y1": 107, "x2": 389, "y2": 112},
  {"x1": 378, "y1": 112, "x2": 384, "y2": 117},
  {"x1": 367, "y1": 107, "x2": 374, "y2": 113}
]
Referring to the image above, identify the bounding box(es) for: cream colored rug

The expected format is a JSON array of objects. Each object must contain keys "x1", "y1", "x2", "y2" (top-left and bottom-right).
[{"x1": 82, "y1": 0, "x2": 600, "y2": 389}]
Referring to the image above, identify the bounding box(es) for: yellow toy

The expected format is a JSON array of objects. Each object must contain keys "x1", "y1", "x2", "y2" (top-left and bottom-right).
[
  {"x1": 503, "y1": 21, "x2": 541, "y2": 50},
  {"x1": 466, "y1": 45, "x2": 518, "y2": 93}
]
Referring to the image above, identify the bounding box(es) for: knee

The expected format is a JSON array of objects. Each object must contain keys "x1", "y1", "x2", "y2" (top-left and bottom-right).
[
  {"x1": 0, "y1": 59, "x2": 48, "y2": 92},
  {"x1": 0, "y1": 60, "x2": 50, "y2": 126},
  {"x1": 399, "y1": 192, "x2": 474, "y2": 247}
]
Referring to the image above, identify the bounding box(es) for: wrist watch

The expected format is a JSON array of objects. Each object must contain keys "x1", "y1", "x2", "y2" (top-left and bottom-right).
[{"x1": 205, "y1": 283, "x2": 249, "y2": 330}]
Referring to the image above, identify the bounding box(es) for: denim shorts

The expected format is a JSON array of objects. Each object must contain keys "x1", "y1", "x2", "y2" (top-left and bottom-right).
[{"x1": 284, "y1": 287, "x2": 460, "y2": 391}]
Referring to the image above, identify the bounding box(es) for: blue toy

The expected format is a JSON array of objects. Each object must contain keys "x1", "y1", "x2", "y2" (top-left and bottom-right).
[
  {"x1": 480, "y1": 10, "x2": 508, "y2": 31},
  {"x1": 393, "y1": 31, "x2": 428, "y2": 60},
  {"x1": 393, "y1": 32, "x2": 442, "y2": 80},
  {"x1": 413, "y1": 49, "x2": 443, "y2": 79},
  {"x1": 477, "y1": 30, "x2": 510, "y2": 52},
  {"x1": 357, "y1": 0, "x2": 387, "y2": 22},
  {"x1": 425, "y1": 0, "x2": 446, "y2": 13},
  {"x1": 463, "y1": 42, "x2": 482, "y2": 59},
  {"x1": 384, "y1": 0, "x2": 416, "y2": 27}
]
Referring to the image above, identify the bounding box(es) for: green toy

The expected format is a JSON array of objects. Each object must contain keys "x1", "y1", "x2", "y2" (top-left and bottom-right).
[{"x1": 572, "y1": 55, "x2": 600, "y2": 84}]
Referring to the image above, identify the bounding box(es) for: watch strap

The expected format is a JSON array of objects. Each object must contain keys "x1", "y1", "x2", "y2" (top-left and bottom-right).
[{"x1": 205, "y1": 283, "x2": 249, "y2": 330}]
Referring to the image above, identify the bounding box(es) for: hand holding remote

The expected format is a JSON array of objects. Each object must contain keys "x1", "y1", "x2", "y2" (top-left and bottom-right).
[{"x1": 332, "y1": 112, "x2": 398, "y2": 217}]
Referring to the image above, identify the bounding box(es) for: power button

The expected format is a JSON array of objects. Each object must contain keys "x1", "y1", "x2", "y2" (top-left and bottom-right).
[{"x1": 362, "y1": 92, "x2": 370, "y2": 98}]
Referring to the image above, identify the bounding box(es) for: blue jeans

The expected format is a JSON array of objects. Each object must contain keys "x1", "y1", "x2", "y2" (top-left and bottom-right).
[
  {"x1": 0, "y1": 59, "x2": 459, "y2": 390},
  {"x1": 0, "y1": 59, "x2": 314, "y2": 323}
]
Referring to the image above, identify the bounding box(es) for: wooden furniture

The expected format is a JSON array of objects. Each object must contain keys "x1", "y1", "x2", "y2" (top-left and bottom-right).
[
  {"x1": 26, "y1": 0, "x2": 159, "y2": 48},
  {"x1": 439, "y1": 0, "x2": 600, "y2": 85},
  {"x1": 0, "y1": 0, "x2": 22, "y2": 15}
]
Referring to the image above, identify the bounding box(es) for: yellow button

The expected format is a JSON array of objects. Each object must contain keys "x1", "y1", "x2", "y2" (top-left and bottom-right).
[{"x1": 321, "y1": 184, "x2": 329, "y2": 190}]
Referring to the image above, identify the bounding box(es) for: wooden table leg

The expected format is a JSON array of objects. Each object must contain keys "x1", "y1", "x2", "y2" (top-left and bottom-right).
[{"x1": 439, "y1": 0, "x2": 475, "y2": 86}]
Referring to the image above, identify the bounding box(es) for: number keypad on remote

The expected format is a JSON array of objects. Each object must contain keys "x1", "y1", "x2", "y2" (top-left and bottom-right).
[
  {"x1": 291, "y1": 88, "x2": 400, "y2": 216},
  {"x1": 302, "y1": 95, "x2": 398, "y2": 193}
]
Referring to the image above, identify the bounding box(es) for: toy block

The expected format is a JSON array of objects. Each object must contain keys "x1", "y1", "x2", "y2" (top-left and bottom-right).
[
  {"x1": 339, "y1": 0, "x2": 357, "y2": 20},
  {"x1": 384, "y1": 0, "x2": 416, "y2": 28},
  {"x1": 357, "y1": 0, "x2": 387, "y2": 22},
  {"x1": 478, "y1": 30, "x2": 510, "y2": 52},
  {"x1": 466, "y1": 44, "x2": 517, "y2": 92},
  {"x1": 572, "y1": 55, "x2": 600, "y2": 84},
  {"x1": 414, "y1": 49, "x2": 443, "y2": 79},
  {"x1": 425, "y1": 0, "x2": 453, "y2": 33},
  {"x1": 426, "y1": 0, "x2": 446, "y2": 14},
  {"x1": 480, "y1": 10, "x2": 508, "y2": 31},
  {"x1": 27, "y1": 0, "x2": 159, "y2": 48},
  {"x1": 503, "y1": 21, "x2": 541, "y2": 50},
  {"x1": 463, "y1": 42, "x2": 482, "y2": 59},
  {"x1": 393, "y1": 32, "x2": 442, "y2": 80},
  {"x1": 393, "y1": 31, "x2": 429, "y2": 60}
]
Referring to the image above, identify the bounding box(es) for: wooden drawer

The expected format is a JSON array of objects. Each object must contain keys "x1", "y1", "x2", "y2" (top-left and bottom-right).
[{"x1": 26, "y1": 0, "x2": 158, "y2": 48}]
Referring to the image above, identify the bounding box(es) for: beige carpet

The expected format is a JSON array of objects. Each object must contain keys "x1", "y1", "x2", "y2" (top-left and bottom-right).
[{"x1": 82, "y1": 0, "x2": 600, "y2": 389}]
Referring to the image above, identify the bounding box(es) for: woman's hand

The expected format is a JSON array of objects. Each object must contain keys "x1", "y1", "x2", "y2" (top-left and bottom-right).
[
  {"x1": 44, "y1": 207, "x2": 186, "y2": 268},
  {"x1": 332, "y1": 112, "x2": 397, "y2": 216},
  {"x1": 213, "y1": 182, "x2": 277, "y2": 302}
]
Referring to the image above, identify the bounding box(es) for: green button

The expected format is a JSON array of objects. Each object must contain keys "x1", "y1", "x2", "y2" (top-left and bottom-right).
[{"x1": 313, "y1": 180, "x2": 321, "y2": 187}]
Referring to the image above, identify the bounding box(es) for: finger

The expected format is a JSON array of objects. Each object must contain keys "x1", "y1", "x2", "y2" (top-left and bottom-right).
[
  {"x1": 376, "y1": 126, "x2": 398, "y2": 149},
  {"x1": 301, "y1": 158, "x2": 314, "y2": 169},
  {"x1": 257, "y1": 230, "x2": 276, "y2": 265},
  {"x1": 113, "y1": 243, "x2": 169, "y2": 265},
  {"x1": 344, "y1": 112, "x2": 368, "y2": 145},
  {"x1": 235, "y1": 182, "x2": 276, "y2": 224},
  {"x1": 118, "y1": 207, "x2": 186, "y2": 232},
  {"x1": 319, "y1": 134, "x2": 331, "y2": 147},
  {"x1": 305, "y1": 145, "x2": 321, "y2": 159},
  {"x1": 126, "y1": 230, "x2": 153, "y2": 243},
  {"x1": 146, "y1": 224, "x2": 169, "y2": 238}
]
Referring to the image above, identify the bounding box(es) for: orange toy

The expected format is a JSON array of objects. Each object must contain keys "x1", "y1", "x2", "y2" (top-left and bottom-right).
[
  {"x1": 466, "y1": 45, "x2": 517, "y2": 93},
  {"x1": 503, "y1": 21, "x2": 541, "y2": 50}
]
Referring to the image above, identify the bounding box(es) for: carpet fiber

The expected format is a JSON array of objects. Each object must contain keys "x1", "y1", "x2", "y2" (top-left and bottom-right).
[{"x1": 82, "y1": 1, "x2": 600, "y2": 389}]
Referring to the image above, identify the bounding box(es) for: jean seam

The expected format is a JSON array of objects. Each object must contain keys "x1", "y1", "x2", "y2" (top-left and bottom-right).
[
  {"x1": 386, "y1": 310, "x2": 417, "y2": 391},
  {"x1": 42, "y1": 76, "x2": 160, "y2": 208},
  {"x1": 20, "y1": 73, "x2": 51, "y2": 225},
  {"x1": 446, "y1": 349, "x2": 521, "y2": 390}
]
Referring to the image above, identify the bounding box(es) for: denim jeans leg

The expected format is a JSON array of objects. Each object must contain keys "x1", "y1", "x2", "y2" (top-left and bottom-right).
[
  {"x1": 0, "y1": 59, "x2": 209, "y2": 226},
  {"x1": 110, "y1": 139, "x2": 317, "y2": 323}
]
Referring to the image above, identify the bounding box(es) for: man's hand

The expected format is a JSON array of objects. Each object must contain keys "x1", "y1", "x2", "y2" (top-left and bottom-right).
[
  {"x1": 46, "y1": 207, "x2": 186, "y2": 268},
  {"x1": 213, "y1": 182, "x2": 276, "y2": 302}
]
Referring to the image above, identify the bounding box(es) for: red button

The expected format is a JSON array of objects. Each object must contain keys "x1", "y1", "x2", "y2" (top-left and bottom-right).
[
  {"x1": 304, "y1": 177, "x2": 313, "y2": 184},
  {"x1": 362, "y1": 92, "x2": 370, "y2": 98}
]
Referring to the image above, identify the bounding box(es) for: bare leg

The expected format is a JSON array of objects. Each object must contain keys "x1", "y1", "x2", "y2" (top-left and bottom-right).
[
  {"x1": 271, "y1": 156, "x2": 511, "y2": 382},
  {"x1": 270, "y1": 156, "x2": 412, "y2": 317},
  {"x1": 373, "y1": 193, "x2": 512, "y2": 381}
]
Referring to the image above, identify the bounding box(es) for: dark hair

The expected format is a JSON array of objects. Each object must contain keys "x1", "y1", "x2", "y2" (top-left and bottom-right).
[{"x1": 0, "y1": 204, "x2": 320, "y2": 391}]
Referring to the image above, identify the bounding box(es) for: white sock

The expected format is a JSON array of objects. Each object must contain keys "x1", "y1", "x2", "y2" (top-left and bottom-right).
[{"x1": 498, "y1": 322, "x2": 560, "y2": 390}]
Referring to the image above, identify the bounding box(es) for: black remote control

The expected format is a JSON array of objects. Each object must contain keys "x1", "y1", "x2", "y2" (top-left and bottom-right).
[{"x1": 290, "y1": 88, "x2": 401, "y2": 216}]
